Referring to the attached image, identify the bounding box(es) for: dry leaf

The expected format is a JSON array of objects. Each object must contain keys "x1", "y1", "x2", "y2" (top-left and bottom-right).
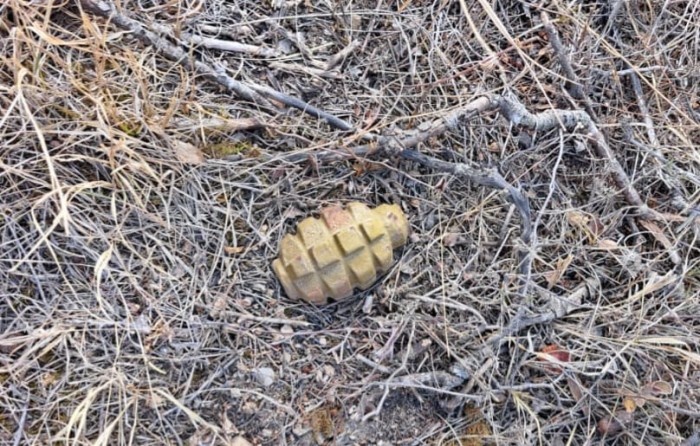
[
  {"x1": 172, "y1": 140, "x2": 204, "y2": 165},
  {"x1": 546, "y1": 254, "x2": 573, "y2": 289},
  {"x1": 566, "y1": 210, "x2": 589, "y2": 227},
  {"x1": 629, "y1": 271, "x2": 677, "y2": 301},
  {"x1": 224, "y1": 246, "x2": 245, "y2": 255},
  {"x1": 596, "y1": 239, "x2": 620, "y2": 250},
  {"x1": 537, "y1": 344, "x2": 570, "y2": 374},
  {"x1": 487, "y1": 141, "x2": 500, "y2": 153},
  {"x1": 362, "y1": 107, "x2": 380, "y2": 128},
  {"x1": 566, "y1": 211, "x2": 602, "y2": 242},
  {"x1": 597, "y1": 410, "x2": 633, "y2": 436},
  {"x1": 443, "y1": 232, "x2": 466, "y2": 247},
  {"x1": 641, "y1": 380, "x2": 673, "y2": 396},
  {"x1": 587, "y1": 216, "x2": 605, "y2": 238},
  {"x1": 566, "y1": 377, "x2": 583, "y2": 402},
  {"x1": 623, "y1": 398, "x2": 637, "y2": 413},
  {"x1": 638, "y1": 219, "x2": 680, "y2": 264},
  {"x1": 94, "y1": 244, "x2": 114, "y2": 306}
]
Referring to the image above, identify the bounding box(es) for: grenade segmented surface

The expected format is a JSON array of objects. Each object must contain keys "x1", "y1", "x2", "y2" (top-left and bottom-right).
[{"x1": 272, "y1": 202, "x2": 409, "y2": 304}]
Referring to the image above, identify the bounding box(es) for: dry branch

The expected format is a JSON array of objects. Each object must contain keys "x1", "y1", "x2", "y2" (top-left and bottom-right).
[
  {"x1": 78, "y1": 0, "x2": 266, "y2": 104},
  {"x1": 541, "y1": 12, "x2": 584, "y2": 99},
  {"x1": 536, "y1": 13, "x2": 658, "y2": 219},
  {"x1": 270, "y1": 61, "x2": 343, "y2": 80},
  {"x1": 78, "y1": 0, "x2": 355, "y2": 131},
  {"x1": 629, "y1": 70, "x2": 695, "y2": 217},
  {"x1": 149, "y1": 22, "x2": 279, "y2": 57},
  {"x1": 401, "y1": 150, "x2": 532, "y2": 245},
  {"x1": 493, "y1": 278, "x2": 596, "y2": 345},
  {"x1": 284, "y1": 92, "x2": 660, "y2": 283},
  {"x1": 78, "y1": 0, "x2": 649, "y2": 248}
]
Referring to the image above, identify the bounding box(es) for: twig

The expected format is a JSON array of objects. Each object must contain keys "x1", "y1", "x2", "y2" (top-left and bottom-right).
[
  {"x1": 150, "y1": 22, "x2": 278, "y2": 57},
  {"x1": 12, "y1": 397, "x2": 28, "y2": 446},
  {"x1": 603, "y1": 0, "x2": 626, "y2": 36},
  {"x1": 270, "y1": 61, "x2": 343, "y2": 80},
  {"x1": 391, "y1": 371, "x2": 465, "y2": 389},
  {"x1": 444, "y1": 357, "x2": 495, "y2": 411},
  {"x1": 522, "y1": 132, "x2": 566, "y2": 297},
  {"x1": 494, "y1": 93, "x2": 589, "y2": 131},
  {"x1": 400, "y1": 150, "x2": 532, "y2": 246},
  {"x1": 325, "y1": 39, "x2": 360, "y2": 70},
  {"x1": 519, "y1": 22, "x2": 653, "y2": 216},
  {"x1": 224, "y1": 313, "x2": 310, "y2": 327},
  {"x1": 585, "y1": 120, "x2": 654, "y2": 218},
  {"x1": 534, "y1": 14, "x2": 657, "y2": 219},
  {"x1": 282, "y1": 96, "x2": 498, "y2": 163},
  {"x1": 629, "y1": 71, "x2": 660, "y2": 155},
  {"x1": 78, "y1": 0, "x2": 355, "y2": 131},
  {"x1": 356, "y1": 353, "x2": 391, "y2": 374},
  {"x1": 78, "y1": 0, "x2": 267, "y2": 104},
  {"x1": 170, "y1": 116, "x2": 265, "y2": 132},
  {"x1": 490, "y1": 277, "x2": 596, "y2": 347},
  {"x1": 629, "y1": 70, "x2": 695, "y2": 217},
  {"x1": 235, "y1": 389, "x2": 297, "y2": 416},
  {"x1": 452, "y1": 277, "x2": 597, "y2": 408},
  {"x1": 541, "y1": 12, "x2": 584, "y2": 99},
  {"x1": 244, "y1": 80, "x2": 354, "y2": 131},
  {"x1": 591, "y1": 66, "x2": 666, "y2": 77},
  {"x1": 537, "y1": 11, "x2": 687, "y2": 270}
]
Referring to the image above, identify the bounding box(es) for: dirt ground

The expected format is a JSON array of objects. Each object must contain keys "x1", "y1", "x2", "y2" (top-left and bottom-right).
[{"x1": 1, "y1": 0, "x2": 699, "y2": 445}]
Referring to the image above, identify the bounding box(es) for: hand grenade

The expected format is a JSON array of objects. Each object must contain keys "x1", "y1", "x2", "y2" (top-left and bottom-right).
[{"x1": 272, "y1": 202, "x2": 409, "y2": 304}]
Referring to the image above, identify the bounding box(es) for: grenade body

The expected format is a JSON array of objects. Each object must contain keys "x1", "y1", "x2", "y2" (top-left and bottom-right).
[{"x1": 272, "y1": 202, "x2": 409, "y2": 304}]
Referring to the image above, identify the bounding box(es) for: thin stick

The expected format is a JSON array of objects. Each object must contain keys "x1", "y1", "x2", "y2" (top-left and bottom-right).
[
  {"x1": 541, "y1": 12, "x2": 584, "y2": 99},
  {"x1": 629, "y1": 71, "x2": 694, "y2": 216},
  {"x1": 78, "y1": 0, "x2": 355, "y2": 131},
  {"x1": 244, "y1": 80, "x2": 354, "y2": 131},
  {"x1": 489, "y1": 277, "x2": 596, "y2": 349},
  {"x1": 584, "y1": 121, "x2": 653, "y2": 217},
  {"x1": 150, "y1": 22, "x2": 278, "y2": 57},
  {"x1": 78, "y1": 0, "x2": 266, "y2": 104},
  {"x1": 400, "y1": 150, "x2": 532, "y2": 245},
  {"x1": 270, "y1": 61, "x2": 343, "y2": 80},
  {"x1": 325, "y1": 39, "x2": 360, "y2": 71}
]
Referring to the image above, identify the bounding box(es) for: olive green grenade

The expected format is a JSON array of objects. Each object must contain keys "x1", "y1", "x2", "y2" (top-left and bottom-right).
[{"x1": 272, "y1": 202, "x2": 409, "y2": 304}]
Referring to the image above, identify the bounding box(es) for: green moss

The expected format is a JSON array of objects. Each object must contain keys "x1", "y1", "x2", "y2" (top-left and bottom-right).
[
  {"x1": 205, "y1": 141, "x2": 260, "y2": 158},
  {"x1": 117, "y1": 120, "x2": 142, "y2": 136}
]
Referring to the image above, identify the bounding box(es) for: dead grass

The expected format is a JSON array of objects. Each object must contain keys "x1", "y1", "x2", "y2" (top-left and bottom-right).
[{"x1": 1, "y1": 0, "x2": 699, "y2": 445}]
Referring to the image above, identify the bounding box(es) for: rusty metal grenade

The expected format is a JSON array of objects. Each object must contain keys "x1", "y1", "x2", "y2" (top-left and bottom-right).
[{"x1": 272, "y1": 202, "x2": 409, "y2": 304}]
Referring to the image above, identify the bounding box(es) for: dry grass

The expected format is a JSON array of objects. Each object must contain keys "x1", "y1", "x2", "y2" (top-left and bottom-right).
[{"x1": 1, "y1": 0, "x2": 699, "y2": 445}]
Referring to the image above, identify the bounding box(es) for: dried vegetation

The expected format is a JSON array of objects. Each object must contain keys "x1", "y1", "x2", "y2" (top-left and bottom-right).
[{"x1": 1, "y1": 0, "x2": 699, "y2": 445}]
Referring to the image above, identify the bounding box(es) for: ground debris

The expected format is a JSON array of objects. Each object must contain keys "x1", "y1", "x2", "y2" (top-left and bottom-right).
[{"x1": 1, "y1": 0, "x2": 698, "y2": 445}]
